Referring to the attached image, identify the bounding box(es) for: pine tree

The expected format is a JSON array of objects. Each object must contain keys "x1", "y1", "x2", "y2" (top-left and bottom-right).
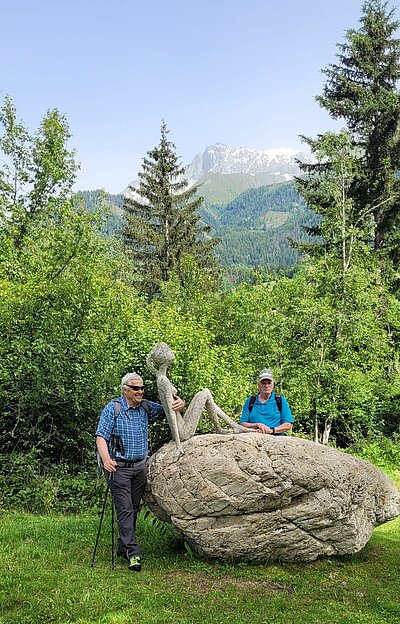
[
  {"x1": 298, "y1": 0, "x2": 400, "y2": 269},
  {"x1": 122, "y1": 121, "x2": 220, "y2": 297}
]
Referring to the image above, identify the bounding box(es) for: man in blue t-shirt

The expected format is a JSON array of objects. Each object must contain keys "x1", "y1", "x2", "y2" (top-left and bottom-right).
[{"x1": 240, "y1": 368, "x2": 294, "y2": 435}]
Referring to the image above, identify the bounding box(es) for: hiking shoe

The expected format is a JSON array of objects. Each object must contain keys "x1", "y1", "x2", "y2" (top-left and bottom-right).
[{"x1": 128, "y1": 555, "x2": 141, "y2": 572}]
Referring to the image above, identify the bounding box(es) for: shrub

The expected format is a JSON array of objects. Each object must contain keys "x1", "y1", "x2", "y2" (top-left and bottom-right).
[
  {"x1": 345, "y1": 434, "x2": 400, "y2": 484},
  {"x1": 0, "y1": 451, "x2": 104, "y2": 514}
]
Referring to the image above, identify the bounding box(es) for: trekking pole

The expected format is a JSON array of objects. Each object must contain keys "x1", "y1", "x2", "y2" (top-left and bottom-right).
[
  {"x1": 111, "y1": 493, "x2": 115, "y2": 569},
  {"x1": 90, "y1": 476, "x2": 111, "y2": 568}
]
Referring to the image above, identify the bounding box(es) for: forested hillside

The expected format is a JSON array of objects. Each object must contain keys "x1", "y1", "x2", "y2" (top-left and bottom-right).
[
  {"x1": 216, "y1": 180, "x2": 307, "y2": 225},
  {"x1": 75, "y1": 190, "x2": 124, "y2": 236},
  {"x1": 77, "y1": 180, "x2": 318, "y2": 276},
  {"x1": 200, "y1": 181, "x2": 317, "y2": 274},
  {"x1": 192, "y1": 170, "x2": 295, "y2": 203}
]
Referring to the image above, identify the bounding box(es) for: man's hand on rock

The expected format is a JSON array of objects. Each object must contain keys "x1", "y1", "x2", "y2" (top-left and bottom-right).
[{"x1": 256, "y1": 423, "x2": 273, "y2": 434}]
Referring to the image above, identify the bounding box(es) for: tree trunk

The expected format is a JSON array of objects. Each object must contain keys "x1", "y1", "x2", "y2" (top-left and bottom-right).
[
  {"x1": 313, "y1": 415, "x2": 319, "y2": 444},
  {"x1": 321, "y1": 418, "x2": 332, "y2": 445}
]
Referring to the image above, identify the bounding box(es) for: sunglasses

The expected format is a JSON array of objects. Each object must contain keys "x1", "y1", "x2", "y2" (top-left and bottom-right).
[{"x1": 125, "y1": 384, "x2": 144, "y2": 391}]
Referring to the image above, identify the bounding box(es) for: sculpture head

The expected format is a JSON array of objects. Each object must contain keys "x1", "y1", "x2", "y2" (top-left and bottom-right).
[{"x1": 148, "y1": 342, "x2": 176, "y2": 367}]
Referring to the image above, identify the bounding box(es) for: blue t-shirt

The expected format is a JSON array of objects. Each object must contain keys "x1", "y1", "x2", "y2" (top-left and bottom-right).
[
  {"x1": 240, "y1": 391, "x2": 294, "y2": 433},
  {"x1": 96, "y1": 395, "x2": 164, "y2": 461}
]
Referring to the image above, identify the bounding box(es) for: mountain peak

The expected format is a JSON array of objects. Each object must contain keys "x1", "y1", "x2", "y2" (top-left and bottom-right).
[{"x1": 186, "y1": 143, "x2": 311, "y2": 184}]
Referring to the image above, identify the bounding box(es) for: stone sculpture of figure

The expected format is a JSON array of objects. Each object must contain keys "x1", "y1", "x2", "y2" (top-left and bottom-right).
[{"x1": 146, "y1": 342, "x2": 250, "y2": 455}]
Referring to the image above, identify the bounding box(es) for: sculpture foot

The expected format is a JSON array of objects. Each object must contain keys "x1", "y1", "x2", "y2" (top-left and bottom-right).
[
  {"x1": 173, "y1": 443, "x2": 185, "y2": 460},
  {"x1": 216, "y1": 427, "x2": 234, "y2": 434},
  {"x1": 214, "y1": 425, "x2": 227, "y2": 434},
  {"x1": 215, "y1": 425, "x2": 252, "y2": 435},
  {"x1": 232, "y1": 424, "x2": 253, "y2": 434},
  {"x1": 215, "y1": 407, "x2": 251, "y2": 434}
]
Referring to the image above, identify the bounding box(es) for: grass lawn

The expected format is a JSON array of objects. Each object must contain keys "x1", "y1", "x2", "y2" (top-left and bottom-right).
[
  {"x1": 0, "y1": 459, "x2": 399, "y2": 624},
  {"x1": 0, "y1": 501, "x2": 399, "y2": 624}
]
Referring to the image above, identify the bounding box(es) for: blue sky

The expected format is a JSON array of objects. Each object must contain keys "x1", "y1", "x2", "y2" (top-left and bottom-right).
[{"x1": 1, "y1": 0, "x2": 389, "y2": 193}]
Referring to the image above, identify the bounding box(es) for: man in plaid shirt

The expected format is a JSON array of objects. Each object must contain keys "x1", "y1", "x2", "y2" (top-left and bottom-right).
[{"x1": 96, "y1": 372, "x2": 185, "y2": 571}]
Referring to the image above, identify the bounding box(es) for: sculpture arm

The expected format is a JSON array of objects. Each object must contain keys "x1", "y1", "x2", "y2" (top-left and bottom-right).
[{"x1": 157, "y1": 377, "x2": 184, "y2": 452}]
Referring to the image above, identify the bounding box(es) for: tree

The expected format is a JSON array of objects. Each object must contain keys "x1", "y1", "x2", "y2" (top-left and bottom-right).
[
  {"x1": 299, "y1": 0, "x2": 400, "y2": 269},
  {"x1": 0, "y1": 97, "x2": 141, "y2": 464},
  {"x1": 0, "y1": 95, "x2": 78, "y2": 249},
  {"x1": 122, "y1": 121, "x2": 220, "y2": 297},
  {"x1": 296, "y1": 131, "x2": 372, "y2": 279}
]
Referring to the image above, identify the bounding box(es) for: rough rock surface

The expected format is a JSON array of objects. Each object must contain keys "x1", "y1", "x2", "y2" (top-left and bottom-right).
[{"x1": 144, "y1": 433, "x2": 400, "y2": 563}]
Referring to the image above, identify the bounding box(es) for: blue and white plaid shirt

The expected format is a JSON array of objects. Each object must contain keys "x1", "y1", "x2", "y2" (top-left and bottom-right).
[{"x1": 96, "y1": 395, "x2": 164, "y2": 461}]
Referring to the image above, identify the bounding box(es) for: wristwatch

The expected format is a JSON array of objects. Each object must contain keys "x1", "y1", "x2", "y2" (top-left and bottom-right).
[{"x1": 271, "y1": 427, "x2": 275, "y2": 435}]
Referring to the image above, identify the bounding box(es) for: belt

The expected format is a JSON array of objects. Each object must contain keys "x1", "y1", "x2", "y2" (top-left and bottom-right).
[{"x1": 115, "y1": 459, "x2": 146, "y2": 467}]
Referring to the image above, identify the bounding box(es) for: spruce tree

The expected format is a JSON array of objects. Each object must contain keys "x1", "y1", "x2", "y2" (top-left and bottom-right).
[
  {"x1": 122, "y1": 121, "x2": 219, "y2": 297},
  {"x1": 298, "y1": 0, "x2": 400, "y2": 269}
]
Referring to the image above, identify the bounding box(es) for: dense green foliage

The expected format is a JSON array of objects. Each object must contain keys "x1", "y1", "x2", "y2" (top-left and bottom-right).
[
  {"x1": 0, "y1": 451, "x2": 104, "y2": 514},
  {"x1": 292, "y1": 1, "x2": 400, "y2": 442},
  {"x1": 122, "y1": 121, "x2": 220, "y2": 297},
  {"x1": 0, "y1": 98, "x2": 141, "y2": 464},
  {"x1": 0, "y1": 101, "x2": 252, "y2": 465},
  {"x1": 212, "y1": 264, "x2": 399, "y2": 445},
  {"x1": 0, "y1": 0, "x2": 399, "y2": 494}
]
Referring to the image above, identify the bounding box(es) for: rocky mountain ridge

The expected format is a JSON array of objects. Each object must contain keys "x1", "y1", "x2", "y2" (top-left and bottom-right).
[
  {"x1": 185, "y1": 143, "x2": 313, "y2": 185},
  {"x1": 125, "y1": 142, "x2": 313, "y2": 203}
]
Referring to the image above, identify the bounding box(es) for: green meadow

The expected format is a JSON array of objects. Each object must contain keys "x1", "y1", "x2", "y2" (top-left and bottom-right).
[{"x1": 1, "y1": 467, "x2": 398, "y2": 624}]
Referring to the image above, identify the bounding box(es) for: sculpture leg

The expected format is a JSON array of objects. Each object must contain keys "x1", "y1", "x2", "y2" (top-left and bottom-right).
[
  {"x1": 215, "y1": 405, "x2": 250, "y2": 433},
  {"x1": 177, "y1": 390, "x2": 216, "y2": 441},
  {"x1": 178, "y1": 389, "x2": 249, "y2": 441}
]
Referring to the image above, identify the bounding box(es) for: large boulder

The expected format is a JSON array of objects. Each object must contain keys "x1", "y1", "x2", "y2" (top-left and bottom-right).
[{"x1": 144, "y1": 433, "x2": 400, "y2": 563}]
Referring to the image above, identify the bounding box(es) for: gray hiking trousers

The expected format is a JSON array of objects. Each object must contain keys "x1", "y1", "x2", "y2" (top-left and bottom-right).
[{"x1": 107, "y1": 459, "x2": 147, "y2": 557}]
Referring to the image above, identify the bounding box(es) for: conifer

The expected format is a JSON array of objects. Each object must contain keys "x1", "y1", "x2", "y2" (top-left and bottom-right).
[
  {"x1": 122, "y1": 121, "x2": 219, "y2": 297},
  {"x1": 298, "y1": 0, "x2": 400, "y2": 269}
]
